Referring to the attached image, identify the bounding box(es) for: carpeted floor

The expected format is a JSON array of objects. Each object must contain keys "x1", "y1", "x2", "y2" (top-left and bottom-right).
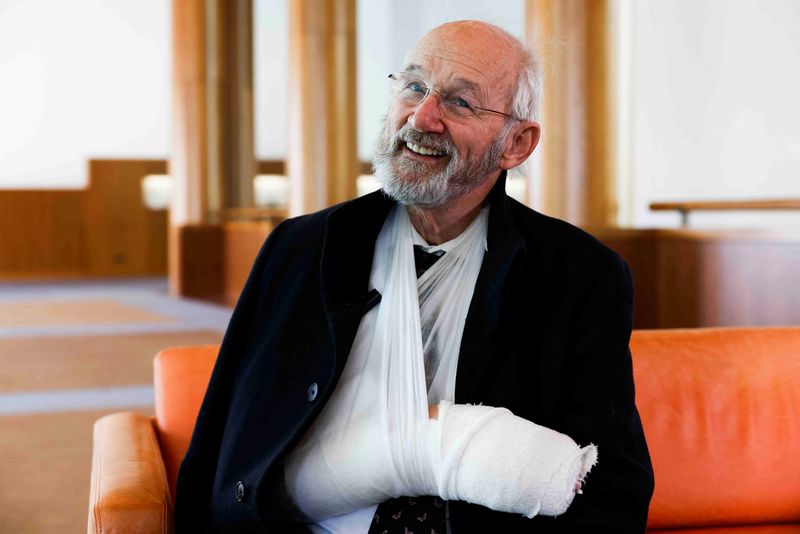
[
  {"x1": 0, "y1": 278, "x2": 230, "y2": 533},
  {"x1": 0, "y1": 299, "x2": 174, "y2": 328},
  {"x1": 0, "y1": 331, "x2": 224, "y2": 392}
]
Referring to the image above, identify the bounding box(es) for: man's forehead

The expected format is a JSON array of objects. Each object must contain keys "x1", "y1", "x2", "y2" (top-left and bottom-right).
[
  {"x1": 405, "y1": 26, "x2": 519, "y2": 89},
  {"x1": 407, "y1": 41, "x2": 495, "y2": 80},
  {"x1": 404, "y1": 63, "x2": 480, "y2": 92}
]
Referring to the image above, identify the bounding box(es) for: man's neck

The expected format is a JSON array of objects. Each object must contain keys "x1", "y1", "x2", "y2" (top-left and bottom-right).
[{"x1": 407, "y1": 173, "x2": 499, "y2": 245}]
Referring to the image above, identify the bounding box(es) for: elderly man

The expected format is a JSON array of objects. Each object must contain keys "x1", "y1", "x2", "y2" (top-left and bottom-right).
[{"x1": 176, "y1": 20, "x2": 654, "y2": 533}]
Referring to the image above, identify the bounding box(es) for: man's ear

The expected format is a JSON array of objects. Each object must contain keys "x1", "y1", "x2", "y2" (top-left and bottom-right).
[{"x1": 500, "y1": 121, "x2": 541, "y2": 170}]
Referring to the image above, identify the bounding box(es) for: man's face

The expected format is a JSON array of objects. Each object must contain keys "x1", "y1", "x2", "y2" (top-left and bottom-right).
[{"x1": 373, "y1": 23, "x2": 520, "y2": 208}]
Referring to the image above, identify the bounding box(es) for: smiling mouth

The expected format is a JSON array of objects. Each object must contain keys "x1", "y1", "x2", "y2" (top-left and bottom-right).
[{"x1": 405, "y1": 141, "x2": 447, "y2": 157}]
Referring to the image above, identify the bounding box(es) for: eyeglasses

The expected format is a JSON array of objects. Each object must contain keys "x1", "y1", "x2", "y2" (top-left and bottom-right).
[{"x1": 388, "y1": 72, "x2": 517, "y2": 122}]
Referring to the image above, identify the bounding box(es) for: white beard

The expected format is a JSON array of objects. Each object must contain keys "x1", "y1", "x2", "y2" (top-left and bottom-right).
[{"x1": 372, "y1": 120, "x2": 511, "y2": 208}]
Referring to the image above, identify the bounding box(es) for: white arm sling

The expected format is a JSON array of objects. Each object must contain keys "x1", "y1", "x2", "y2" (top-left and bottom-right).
[{"x1": 283, "y1": 205, "x2": 597, "y2": 520}]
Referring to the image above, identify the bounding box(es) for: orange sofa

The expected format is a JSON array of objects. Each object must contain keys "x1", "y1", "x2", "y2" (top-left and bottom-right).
[{"x1": 88, "y1": 328, "x2": 800, "y2": 533}]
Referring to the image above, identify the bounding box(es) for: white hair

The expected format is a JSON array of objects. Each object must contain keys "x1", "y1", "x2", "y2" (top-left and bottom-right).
[{"x1": 510, "y1": 41, "x2": 543, "y2": 122}]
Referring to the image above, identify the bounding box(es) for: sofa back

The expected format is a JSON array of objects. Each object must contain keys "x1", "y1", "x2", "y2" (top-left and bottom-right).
[
  {"x1": 154, "y1": 345, "x2": 219, "y2": 498},
  {"x1": 152, "y1": 329, "x2": 800, "y2": 528},
  {"x1": 631, "y1": 327, "x2": 800, "y2": 530}
]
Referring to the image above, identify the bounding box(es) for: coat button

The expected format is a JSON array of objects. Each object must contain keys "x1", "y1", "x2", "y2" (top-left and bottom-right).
[
  {"x1": 236, "y1": 481, "x2": 245, "y2": 502},
  {"x1": 307, "y1": 382, "x2": 319, "y2": 402}
]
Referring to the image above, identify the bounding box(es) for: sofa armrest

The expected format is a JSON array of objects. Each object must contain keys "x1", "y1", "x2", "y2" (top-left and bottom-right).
[{"x1": 88, "y1": 412, "x2": 172, "y2": 534}]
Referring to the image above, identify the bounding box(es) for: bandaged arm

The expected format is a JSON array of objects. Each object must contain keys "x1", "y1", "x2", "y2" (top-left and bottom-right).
[{"x1": 283, "y1": 401, "x2": 597, "y2": 521}]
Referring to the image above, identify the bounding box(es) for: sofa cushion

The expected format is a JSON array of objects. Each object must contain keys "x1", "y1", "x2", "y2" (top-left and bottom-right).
[
  {"x1": 631, "y1": 328, "x2": 800, "y2": 530},
  {"x1": 153, "y1": 345, "x2": 218, "y2": 498}
]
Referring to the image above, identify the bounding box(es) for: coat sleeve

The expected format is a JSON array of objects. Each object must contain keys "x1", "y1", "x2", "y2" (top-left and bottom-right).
[
  {"x1": 174, "y1": 221, "x2": 288, "y2": 533},
  {"x1": 536, "y1": 253, "x2": 654, "y2": 533}
]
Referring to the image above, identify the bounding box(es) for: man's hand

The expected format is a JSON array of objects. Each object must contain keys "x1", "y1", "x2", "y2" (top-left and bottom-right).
[
  {"x1": 431, "y1": 401, "x2": 596, "y2": 517},
  {"x1": 432, "y1": 402, "x2": 585, "y2": 496}
]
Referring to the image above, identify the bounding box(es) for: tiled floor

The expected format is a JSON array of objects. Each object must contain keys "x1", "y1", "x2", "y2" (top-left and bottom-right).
[{"x1": 0, "y1": 278, "x2": 230, "y2": 532}]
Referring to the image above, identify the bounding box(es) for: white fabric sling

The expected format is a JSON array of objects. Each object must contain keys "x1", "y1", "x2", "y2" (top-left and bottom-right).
[{"x1": 283, "y1": 204, "x2": 597, "y2": 526}]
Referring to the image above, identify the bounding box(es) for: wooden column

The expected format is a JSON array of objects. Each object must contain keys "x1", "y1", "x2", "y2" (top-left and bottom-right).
[
  {"x1": 171, "y1": 0, "x2": 209, "y2": 229},
  {"x1": 169, "y1": 0, "x2": 255, "y2": 296},
  {"x1": 213, "y1": 0, "x2": 256, "y2": 210},
  {"x1": 525, "y1": 0, "x2": 616, "y2": 227},
  {"x1": 288, "y1": 0, "x2": 358, "y2": 216}
]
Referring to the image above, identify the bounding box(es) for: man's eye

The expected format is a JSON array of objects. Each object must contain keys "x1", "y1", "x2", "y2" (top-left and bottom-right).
[
  {"x1": 407, "y1": 82, "x2": 426, "y2": 94},
  {"x1": 452, "y1": 96, "x2": 473, "y2": 109}
]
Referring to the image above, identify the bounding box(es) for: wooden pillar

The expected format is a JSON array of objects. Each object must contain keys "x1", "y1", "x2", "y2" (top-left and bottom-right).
[
  {"x1": 169, "y1": 0, "x2": 255, "y2": 296},
  {"x1": 288, "y1": 0, "x2": 358, "y2": 216},
  {"x1": 171, "y1": 0, "x2": 209, "y2": 229},
  {"x1": 213, "y1": 0, "x2": 256, "y2": 210},
  {"x1": 585, "y1": 0, "x2": 616, "y2": 227},
  {"x1": 526, "y1": 0, "x2": 616, "y2": 228}
]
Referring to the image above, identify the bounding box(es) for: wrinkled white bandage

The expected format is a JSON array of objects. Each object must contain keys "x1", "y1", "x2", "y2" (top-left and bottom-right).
[
  {"x1": 431, "y1": 401, "x2": 597, "y2": 518},
  {"x1": 284, "y1": 400, "x2": 597, "y2": 520}
]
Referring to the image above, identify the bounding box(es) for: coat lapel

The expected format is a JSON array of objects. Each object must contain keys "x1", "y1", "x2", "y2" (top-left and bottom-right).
[
  {"x1": 455, "y1": 172, "x2": 528, "y2": 402},
  {"x1": 319, "y1": 192, "x2": 394, "y2": 377}
]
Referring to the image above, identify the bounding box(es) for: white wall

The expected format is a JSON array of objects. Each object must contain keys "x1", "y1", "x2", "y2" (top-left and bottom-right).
[
  {"x1": 253, "y1": 0, "x2": 289, "y2": 160},
  {"x1": 628, "y1": 0, "x2": 800, "y2": 228},
  {"x1": 0, "y1": 0, "x2": 171, "y2": 188}
]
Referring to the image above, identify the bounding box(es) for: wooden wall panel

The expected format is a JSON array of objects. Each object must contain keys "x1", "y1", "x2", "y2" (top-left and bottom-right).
[
  {"x1": 595, "y1": 228, "x2": 659, "y2": 329},
  {"x1": 0, "y1": 159, "x2": 167, "y2": 280},
  {"x1": 85, "y1": 160, "x2": 168, "y2": 276},
  {"x1": 0, "y1": 191, "x2": 87, "y2": 277},
  {"x1": 656, "y1": 232, "x2": 800, "y2": 328},
  {"x1": 171, "y1": 224, "x2": 224, "y2": 301},
  {"x1": 175, "y1": 221, "x2": 273, "y2": 305},
  {"x1": 596, "y1": 228, "x2": 800, "y2": 328},
  {"x1": 221, "y1": 222, "x2": 274, "y2": 305}
]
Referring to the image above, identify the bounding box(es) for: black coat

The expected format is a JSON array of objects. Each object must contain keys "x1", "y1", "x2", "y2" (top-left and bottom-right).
[{"x1": 176, "y1": 174, "x2": 654, "y2": 533}]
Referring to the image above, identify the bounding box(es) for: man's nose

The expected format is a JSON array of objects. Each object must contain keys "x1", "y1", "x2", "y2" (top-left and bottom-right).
[{"x1": 409, "y1": 92, "x2": 445, "y2": 134}]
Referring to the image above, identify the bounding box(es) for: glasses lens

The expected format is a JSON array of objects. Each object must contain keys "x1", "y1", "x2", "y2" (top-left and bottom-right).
[
  {"x1": 388, "y1": 73, "x2": 481, "y2": 122},
  {"x1": 390, "y1": 74, "x2": 425, "y2": 105},
  {"x1": 441, "y1": 94, "x2": 477, "y2": 120}
]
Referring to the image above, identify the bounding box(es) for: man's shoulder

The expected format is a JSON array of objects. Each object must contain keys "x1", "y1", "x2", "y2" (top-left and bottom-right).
[
  {"x1": 505, "y1": 196, "x2": 628, "y2": 283},
  {"x1": 270, "y1": 191, "x2": 390, "y2": 248},
  {"x1": 508, "y1": 198, "x2": 620, "y2": 260},
  {"x1": 269, "y1": 205, "x2": 332, "y2": 248}
]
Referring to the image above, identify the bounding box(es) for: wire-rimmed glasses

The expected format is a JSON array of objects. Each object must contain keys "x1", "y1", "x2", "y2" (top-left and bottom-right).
[{"x1": 388, "y1": 72, "x2": 518, "y2": 122}]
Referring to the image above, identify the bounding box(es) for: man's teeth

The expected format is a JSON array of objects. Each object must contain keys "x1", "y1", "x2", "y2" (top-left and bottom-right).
[{"x1": 406, "y1": 142, "x2": 445, "y2": 157}]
